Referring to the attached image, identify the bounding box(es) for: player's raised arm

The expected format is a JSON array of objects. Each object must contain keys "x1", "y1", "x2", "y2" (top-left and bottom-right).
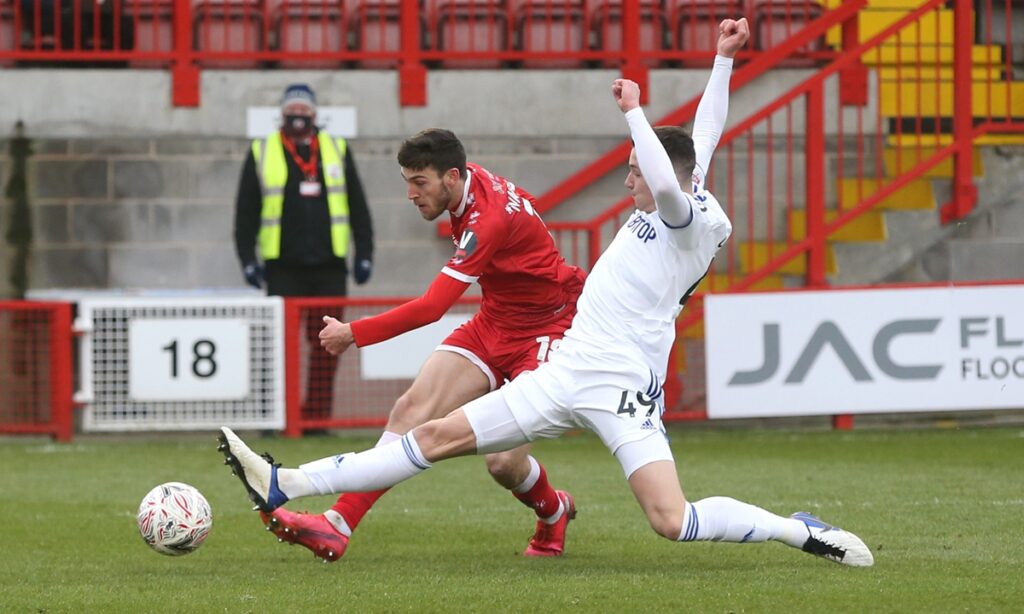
[
  {"x1": 692, "y1": 18, "x2": 749, "y2": 186},
  {"x1": 613, "y1": 79, "x2": 693, "y2": 227}
]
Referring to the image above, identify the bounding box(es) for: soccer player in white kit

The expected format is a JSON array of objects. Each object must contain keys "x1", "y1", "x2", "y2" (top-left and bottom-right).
[{"x1": 219, "y1": 17, "x2": 874, "y2": 567}]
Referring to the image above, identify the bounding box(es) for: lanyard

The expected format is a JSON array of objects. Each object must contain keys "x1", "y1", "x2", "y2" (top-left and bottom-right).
[{"x1": 281, "y1": 132, "x2": 320, "y2": 181}]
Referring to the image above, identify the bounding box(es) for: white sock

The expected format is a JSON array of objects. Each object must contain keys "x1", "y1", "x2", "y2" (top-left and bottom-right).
[
  {"x1": 539, "y1": 500, "x2": 565, "y2": 525},
  {"x1": 299, "y1": 433, "x2": 433, "y2": 495},
  {"x1": 376, "y1": 431, "x2": 401, "y2": 447},
  {"x1": 512, "y1": 456, "x2": 541, "y2": 494},
  {"x1": 275, "y1": 469, "x2": 318, "y2": 499},
  {"x1": 678, "y1": 497, "x2": 807, "y2": 548},
  {"x1": 323, "y1": 509, "x2": 353, "y2": 537}
]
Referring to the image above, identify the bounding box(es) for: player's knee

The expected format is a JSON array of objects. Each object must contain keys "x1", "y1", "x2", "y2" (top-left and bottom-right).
[
  {"x1": 387, "y1": 393, "x2": 434, "y2": 432},
  {"x1": 647, "y1": 507, "x2": 684, "y2": 540},
  {"x1": 484, "y1": 452, "x2": 520, "y2": 484}
]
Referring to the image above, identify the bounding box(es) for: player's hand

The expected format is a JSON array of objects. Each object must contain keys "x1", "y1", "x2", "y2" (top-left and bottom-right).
[
  {"x1": 717, "y1": 18, "x2": 750, "y2": 58},
  {"x1": 612, "y1": 79, "x2": 641, "y2": 113},
  {"x1": 319, "y1": 315, "x2": 355, "y2": 356}
]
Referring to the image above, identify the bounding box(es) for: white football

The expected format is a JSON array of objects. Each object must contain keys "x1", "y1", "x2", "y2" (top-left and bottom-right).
[{"x1": 137, "y1": 482, "x2": 213, "y2": 556}]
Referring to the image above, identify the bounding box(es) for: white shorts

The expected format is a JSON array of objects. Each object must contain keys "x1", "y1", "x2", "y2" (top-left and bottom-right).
[{"x1": 462, "y1": 355, "x2": 674, "y2": 478}]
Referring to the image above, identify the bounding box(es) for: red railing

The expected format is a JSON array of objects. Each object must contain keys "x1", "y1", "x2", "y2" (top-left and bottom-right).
[
  {"x1": 281, "y1": 295, "x2": 480, "y2": 436},
  {"x1": 0, "y1": 0, "x2": 841, "y2": 105},
  {"x1": 0, "y1": 301, "x2": 74, "y2": 441}
]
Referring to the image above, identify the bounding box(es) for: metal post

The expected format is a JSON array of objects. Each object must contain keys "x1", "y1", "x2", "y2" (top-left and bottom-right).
[
  {"x1": 171, "y1": 0, "x2": 198, "y2": 107},
  {"x1": 398, "y1": 0, "x2": 426, "y2": 106},
  {"x1": 805, "y1": 86, "x2": 827, "y2": 288},
  {"x1": 943, "y1": 0, "x2": 977, "y2": 222}
]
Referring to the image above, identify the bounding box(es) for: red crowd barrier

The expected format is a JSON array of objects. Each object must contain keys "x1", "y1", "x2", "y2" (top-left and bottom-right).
[{"x1": 0, "y1": 301, "x2": 74, "y2": 442}]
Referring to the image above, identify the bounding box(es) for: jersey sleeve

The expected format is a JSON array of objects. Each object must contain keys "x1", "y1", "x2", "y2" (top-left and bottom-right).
[
  {"x1": 691, "y1": 55, "x2": 733, "y2": 190},
  {"x1": 625, "y1": 107, "x2": 693, "y2": 229},
  {"x1": 350, "y1": 273, "x2": 470, "y2": 347},
  {"x1": 440, "y1": 208, "x2": 510, "y2": 283}
]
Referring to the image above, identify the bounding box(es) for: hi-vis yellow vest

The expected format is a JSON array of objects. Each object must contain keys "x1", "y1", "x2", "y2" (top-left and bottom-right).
[{"x1": 252, "y1": 132, "x2": 350, "y2": 260}]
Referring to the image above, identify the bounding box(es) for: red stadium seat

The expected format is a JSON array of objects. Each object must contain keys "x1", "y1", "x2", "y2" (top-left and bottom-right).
[
  {"x1": 669, "y1": 0, "x2": 743, "y2": 66},
  {"x1": 274, "y1": 0, "x2": 348, "y2": 68},
  {"x1": 193, "y1": 0, "x2": 267, "y2": 68},
  {"x1": 350, "y1": 0, "x2": 402, "y2": 68},
  {"x1": 588, "y1": 0, "x2": 667, "y2": 68},
  {"x1": 433, "y1": 0, "x2": 509, "y2": 68},
  {"x1": 752, "y1": 0, "x2": 825, "y2": 66},
  {"x1": 127, "y1": 0, "x2": 175, "y2": 67},
  {"x1": 0, "y1": 1, "x2": 15, "y2": 67},
  {"x1": 514, "y1": 0, "x2": 587, "y2": 68}
]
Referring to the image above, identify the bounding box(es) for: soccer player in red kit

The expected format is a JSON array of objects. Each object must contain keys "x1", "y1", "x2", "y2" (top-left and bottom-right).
[{"x1": 258, "y1": 128, "x2": 586, "y2": 562}]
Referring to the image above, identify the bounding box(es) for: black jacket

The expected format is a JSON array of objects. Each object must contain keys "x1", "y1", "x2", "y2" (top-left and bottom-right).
[{"x1": 234, "y1": 132, "x2": 374, "y2": 270}]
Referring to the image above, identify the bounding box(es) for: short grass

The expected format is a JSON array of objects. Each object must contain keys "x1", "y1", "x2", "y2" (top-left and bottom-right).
[{"x1": 1, "y1": 426, "x2": 1021, "y2": 613}]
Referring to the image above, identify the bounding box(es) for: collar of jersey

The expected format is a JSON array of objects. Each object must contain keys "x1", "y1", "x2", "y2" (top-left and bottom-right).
[{"x1": 452, "y1": 170, "x2": 473, "y2": 218}]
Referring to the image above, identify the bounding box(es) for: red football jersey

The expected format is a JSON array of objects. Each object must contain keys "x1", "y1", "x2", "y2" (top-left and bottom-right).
[{"x1": 442, "y1": 163, "x2": 584, "y2": 329}]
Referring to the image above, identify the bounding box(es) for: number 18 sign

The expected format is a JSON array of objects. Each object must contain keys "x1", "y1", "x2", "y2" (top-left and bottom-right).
[{"x1": 129, "y1": 319, "x2": 250, "y2": 401}]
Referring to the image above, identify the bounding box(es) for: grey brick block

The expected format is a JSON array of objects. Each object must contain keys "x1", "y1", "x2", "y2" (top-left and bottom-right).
[
  {"x1": 32, "y1": 204, "x2": 70, "y2": 244},
  {"x1": 349, "y1": 242, "x2": 453, "y2": 297},
  {"x1": 108, "y1": 246, "x2": 193, "y2": 288},
  {"x1": 70, "y1": 140, "x2": 153, "y2": 156},
  {"x1": 189, "y1": 245, "x2": 249, "y2": 288},
  {"x1": 71, "y1": 203, "x2": 148, "y2": 244},
  {"x1": 189, "y1": 158, "x2": 245, "y2": 201},
  {"x1": 112, "y1": 160, "x2": 189, "y2": 199},
  {"x1": 173, "y1": 204, "x2": 233, "y2": 242},
  {"x1": 32, "y1": 247, "x2": 108, "y2": 287},
  {"x1": 33, "y1": 159, "x2": 107, "y2": 199},
  {"x1": 951, "y1": 240, "x2": 1024, "y2": 281},
  {"x1": 156, "y1": 139, "x2": 248, "y2": 156},
  {"x1": 28, "y1": 140, "x2": 70, "y2": 155},
  {"x1": 370, "y1": 198, "x2": 435, "y2": 240},
  {"x1": 358, "y1": 158, "x2": 409, "y2": 202}
]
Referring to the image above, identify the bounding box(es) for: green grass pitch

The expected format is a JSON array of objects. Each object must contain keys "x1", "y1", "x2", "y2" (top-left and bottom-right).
[{"x1": 1, "y1": 426, "x2": 1021, "y2": 612}]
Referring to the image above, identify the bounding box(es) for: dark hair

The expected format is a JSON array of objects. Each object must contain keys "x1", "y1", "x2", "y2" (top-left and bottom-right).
[
  {"x1": 653, "y1": 126, "x2": 696, "y2": 180},
  {"x1": 397, "y1": 128, "x2": 468, "y2": 179}
]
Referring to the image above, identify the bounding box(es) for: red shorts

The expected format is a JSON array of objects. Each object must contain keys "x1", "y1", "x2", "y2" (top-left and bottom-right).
[{"x1": 439, "y1": 305, "x2": 577, "y2": 390}]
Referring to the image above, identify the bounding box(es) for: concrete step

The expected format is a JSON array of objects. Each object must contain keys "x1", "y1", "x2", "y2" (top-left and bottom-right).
[
  {"x1": 858, "y1": 8, "x2": 955, "y2": 44},
  {"x1": 879, "y1": 81, "x2": 1024, "y2": 117},
  {"x1": 695, "y1": 272, "x2": 786, "y2": 295},
  {"x1": 878, "y1": 66, "x2": 1004, "y2": 81},
  {"x1": 861, "y1": 44, "x2": 1002, "y2": 66},
  {"x1": 888, "y1": 134, "x2": 1024, "y2": 147},
  {"x1": 738, "y1": 241, "x2": 838, "y2": 275},
  {"x1": 837, "y1": 177, "x2": 936, "y2": 210},
  {"x1": 789, "y1": 209, "x2": 888, "y2": 241},
  {"x1": 882, "y1": 147, "x2": 984, "y2": 178}
]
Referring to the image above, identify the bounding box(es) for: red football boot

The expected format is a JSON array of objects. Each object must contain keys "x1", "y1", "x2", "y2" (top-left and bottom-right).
[
  {"x1": 260, "y1": 509, "x2": 349, "y2": 562},
  {"x1": 523, "y1": 491, "x2": 577, "y2": 557}
]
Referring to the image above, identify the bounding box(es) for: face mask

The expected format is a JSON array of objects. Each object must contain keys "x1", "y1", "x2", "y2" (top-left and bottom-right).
[{"x1": 283, "y1": 114, "x2": 313, "y2": 137}]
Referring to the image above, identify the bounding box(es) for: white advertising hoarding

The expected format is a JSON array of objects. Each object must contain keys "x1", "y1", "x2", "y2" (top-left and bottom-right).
[
  {"x1": 705, "y1": 284, "x2": 1024, "y2": 418},
  {"x1": 361, "y1": 314, "x2": 472, "y2": 379},
  {"x1": 246, "y1": 107, "x2": 357, "y2": 139},
  {"x1": 129, "y1": 319, "x2": 250, "y2": 401}
]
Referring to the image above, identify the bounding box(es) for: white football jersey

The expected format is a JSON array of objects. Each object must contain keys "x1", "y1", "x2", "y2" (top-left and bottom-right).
[{"x1": 559, "y1": 186, "x2": 731, "y2": 382}]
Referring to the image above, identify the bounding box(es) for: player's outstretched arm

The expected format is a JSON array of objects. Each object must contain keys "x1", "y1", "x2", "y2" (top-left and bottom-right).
[
  {"x1": 319, "y1": 273, "x2": 470, "y2": 355},
  {"x1": 692, "y1": 18, "x2": 749, "y2": 183},
  {"x1": 613, "y1": 79, "x2": 692, "y2": 226}
]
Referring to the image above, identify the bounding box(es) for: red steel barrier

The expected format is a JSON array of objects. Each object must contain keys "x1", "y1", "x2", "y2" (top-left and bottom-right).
[{"x1": 0, "y1": 301, "x2": 74, "y2": 441}]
